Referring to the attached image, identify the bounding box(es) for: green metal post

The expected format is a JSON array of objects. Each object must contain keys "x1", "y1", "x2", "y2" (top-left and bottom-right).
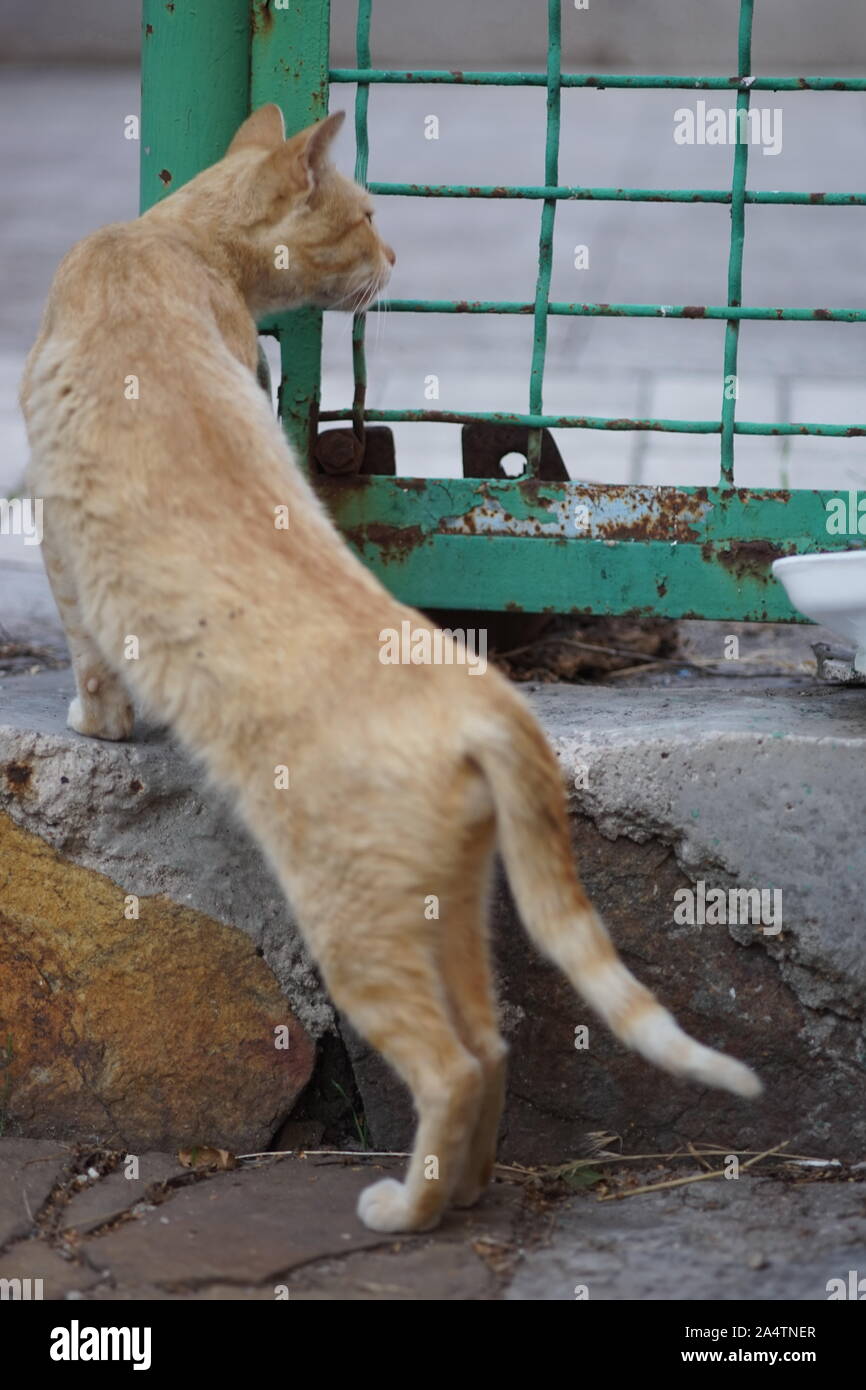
[
  {"x1": 251, "y1": 0, "x2": 332, "y2": 467},
  {"x1": 527, "y1": 0, "x2": 562, "y2": 475},
  {"x1": 719, "y1": 0, "x2": 754, "y2": 487},
  {"x1": 140, "y1": 0, "x2": 250, "y2": 212},
  {"x1": 350, "y1": 0, "x2": 373, "y2": 452}
]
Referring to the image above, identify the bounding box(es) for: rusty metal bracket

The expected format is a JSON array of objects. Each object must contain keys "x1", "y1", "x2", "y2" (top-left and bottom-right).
[
  {"x1": 424, "y1": 424, "x2": 569, "y2": 643},
  {"x1": 313, "y1": 426, "x2": 396, "y2": 476},
  {"x1": 460, "y1": 422, "x2": 569, "y2": 481}
]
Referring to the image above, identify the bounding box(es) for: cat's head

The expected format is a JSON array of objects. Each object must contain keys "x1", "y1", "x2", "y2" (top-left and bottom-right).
[{"x1": 176, "y1": 105, "x2": 395, "y2": 317}]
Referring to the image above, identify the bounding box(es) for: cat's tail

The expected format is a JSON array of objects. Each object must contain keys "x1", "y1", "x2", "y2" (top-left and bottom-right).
[{"x1": 469, "y1": 693, "x2": 761, "y2": 1098}]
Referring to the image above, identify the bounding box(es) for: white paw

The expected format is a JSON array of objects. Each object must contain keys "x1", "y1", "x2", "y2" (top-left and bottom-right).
[
  {"x1": 67, "y1": 697, "x2": 86, "y2": 734},
  {"x1": 67, "y1": 694, "x2": 134, "y2": 741},
  {"x1": 357, "y1": 1178, "x2": 414, "y2": 1233}
]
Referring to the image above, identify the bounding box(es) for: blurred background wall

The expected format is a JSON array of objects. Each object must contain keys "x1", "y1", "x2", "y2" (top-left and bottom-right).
[{"x1": 0, "y1": 0, "x2": 863, "y2": 72}]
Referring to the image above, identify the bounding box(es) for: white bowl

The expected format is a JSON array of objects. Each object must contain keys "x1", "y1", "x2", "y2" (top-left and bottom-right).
[{"x1": 773, "y1": 550, "x2": 866, "y2": 672}]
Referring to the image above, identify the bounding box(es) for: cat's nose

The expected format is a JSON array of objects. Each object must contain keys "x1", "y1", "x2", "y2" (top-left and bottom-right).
[{"x1": 383, "y1": 243, "x2": 396, "y2": 266}]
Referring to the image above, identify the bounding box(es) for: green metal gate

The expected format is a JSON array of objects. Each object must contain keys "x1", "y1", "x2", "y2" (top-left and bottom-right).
[{"x1": 140, "y1": 0, "x2": 866, "y2": 621}]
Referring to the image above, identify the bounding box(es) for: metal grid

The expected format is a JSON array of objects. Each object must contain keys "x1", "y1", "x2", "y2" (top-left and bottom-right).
[{"x1": 140, "y1": 0, "x2": 866, "y2": 621}]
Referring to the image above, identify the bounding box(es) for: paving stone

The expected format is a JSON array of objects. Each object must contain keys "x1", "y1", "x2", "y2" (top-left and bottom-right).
[
  {"x1": 283, "y1": 1241, "x2": 495, "y2": 1301},
  {"x1": 79, "y1": 1156, "x2": 524, "y2": 1296},
  {"x1": 0, "y1": 1138, "x2": 71, "y2": 1247},
  {"x1": 74, "y1": 1161, "x2": 522, "y2": 1299},
  {"x1": 81, "y1": 1157, "x2": 403, "y2": 1290},
  {"x1": 0, "y1": 1238, "x2": 103, "y2": 1300},
  {"x1": 80, "y1": 1284, "x2": 194, "y2": 1301},
  {"x1": 504, "y1": 1175, "x2": 866, "y2": 1302},
  {"x1": 60, "y1": 1153, "x2": 185, "y2": 1234}
]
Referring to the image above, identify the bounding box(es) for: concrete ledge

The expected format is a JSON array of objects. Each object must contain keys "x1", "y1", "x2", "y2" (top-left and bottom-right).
[{"x1": 2, "y1": 668, "x2": 865, "y2": 1157}]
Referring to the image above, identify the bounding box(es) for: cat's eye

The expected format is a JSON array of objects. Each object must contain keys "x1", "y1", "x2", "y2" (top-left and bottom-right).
[{"x1": 365, "y1": 211, "x2": 374, "y2": 222}]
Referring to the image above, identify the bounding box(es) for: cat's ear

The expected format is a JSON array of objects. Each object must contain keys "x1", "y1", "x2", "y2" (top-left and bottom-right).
[
  {"x1": 227, "y1": 104, "x2": 286, "y2": 155},
  {"x1": 266, "y1": 111, "x2": 346, "y2": 199},
  {"x1": 293, "y1": 111, "x2": 346, "y2": 186}
]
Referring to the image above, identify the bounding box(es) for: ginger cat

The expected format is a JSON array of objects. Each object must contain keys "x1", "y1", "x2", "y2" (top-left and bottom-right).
[{"x1": 20, "y1": 105, "x2": 760, "y2": 1233}]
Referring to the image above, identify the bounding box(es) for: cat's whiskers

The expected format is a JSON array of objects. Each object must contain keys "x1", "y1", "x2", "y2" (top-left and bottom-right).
[
  {"x1": 358, "y1": 272, "x2": 389, "y2": 358},
  {"x1": 373, "y1": 284, "x2": 390, "y2": 355},
  {"x1": 369, "y1": 270, "x2": 387, "y2": 353}
]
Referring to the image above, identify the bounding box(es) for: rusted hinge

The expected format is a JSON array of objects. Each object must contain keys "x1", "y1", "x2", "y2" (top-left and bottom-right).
[
  {"x1": 313, "y1": 427, "x2": 396, "y2": 476},
  {"x1": 460, "y1": 422, "x2": 569, "y2": 481}
]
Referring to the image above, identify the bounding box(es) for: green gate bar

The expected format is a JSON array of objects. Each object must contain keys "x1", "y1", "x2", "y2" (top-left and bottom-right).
[
  {"x1": 249, "y1": 0, "x2": 331, "y2": 461},
  {"x1": 329, "y1": 71, "x2": 866, "y2": 91},
  {"x1": 719, "y1": 0, "x2": 753, "y2": 487},
  {"x1": 140, "y1": 0, "x2": 866, "y2": 621},
  {"x1": 526, "y1": 0, "x2": 561, "y2": 475},
  {"x1": 357, "y1": 187, "x2": 866, "y2": 203},
  {"x1": 350, "y1": 0, "x2": 372, "y2": 452}
]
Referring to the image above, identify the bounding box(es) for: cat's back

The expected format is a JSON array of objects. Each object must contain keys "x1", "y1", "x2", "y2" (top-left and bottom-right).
[
  {"x1": 26, "y1": 221, "x2": 212, "y2": 377},
  {"x1": 21, "y1": 219, "x2": 253, "y2": 478},
  {"x1": 44, "y1": 221, "x2": 144, "y2": 315}
]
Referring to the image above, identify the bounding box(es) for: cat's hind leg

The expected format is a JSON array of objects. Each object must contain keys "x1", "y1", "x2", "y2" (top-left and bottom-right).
[
  {"x1": 40, "y1": 524, "x2": 133, "y2": 740},
  {"x1": 440, "y1": 908, "x2": 507, "y2": 1209},
  {"x1": 319, "y1": 927, "x2": 484, "y2": 1233},
  {"x1": 437, "y1": 826, "x2": 508, "y2": 1209}
]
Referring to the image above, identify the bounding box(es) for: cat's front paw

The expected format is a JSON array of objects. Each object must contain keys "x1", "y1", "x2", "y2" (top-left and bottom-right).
[
  {"x1": 357, "y1": 1178, "x2": 427, "y2": 1233},
  {"x1": 68, "y1": 693, "x2": 134, "y2": 741}
]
